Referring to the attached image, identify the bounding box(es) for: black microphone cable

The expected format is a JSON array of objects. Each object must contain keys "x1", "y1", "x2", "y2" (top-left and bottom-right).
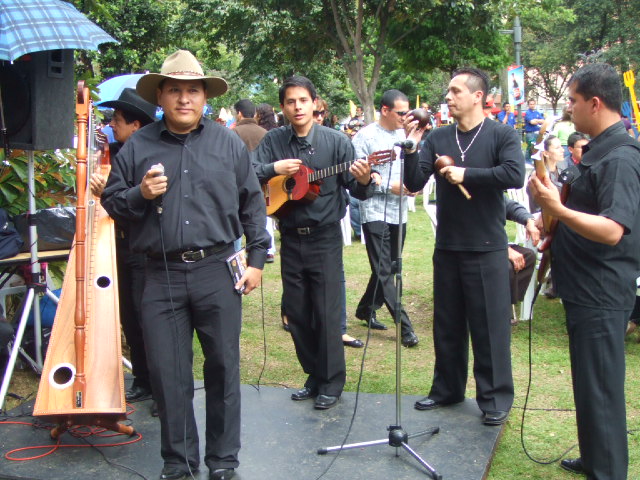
[
  {"x1": 518, "y1": 281, "x2": 578, "y2": 465},
  {"x1": 155, "y1": 200, "x2": 199, "y2": 480},
  {"x1": 314, "y1": 153, "x2": 396, "y2": 480}
]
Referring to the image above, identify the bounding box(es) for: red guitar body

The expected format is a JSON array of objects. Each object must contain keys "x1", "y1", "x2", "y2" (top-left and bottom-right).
[{"x1": 263, "y1": 165, "x2": 321, "y2": 217}]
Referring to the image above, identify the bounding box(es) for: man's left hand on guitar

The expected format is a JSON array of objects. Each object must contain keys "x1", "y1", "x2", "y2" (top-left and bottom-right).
[
  {"x1": 349, "y1": 158, "x2": 373, "y2": 185},
  {"x1": 274, "y1": 158, "x2": 303, "y2": 175},
  {"x1": 528, "y1": 172, "x2": 564, "y2": 217}
]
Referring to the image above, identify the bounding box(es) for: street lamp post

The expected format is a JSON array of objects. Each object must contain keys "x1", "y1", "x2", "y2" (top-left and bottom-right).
[{"x1": 501, "y1": 16, "x2": 523, "y2": 127}]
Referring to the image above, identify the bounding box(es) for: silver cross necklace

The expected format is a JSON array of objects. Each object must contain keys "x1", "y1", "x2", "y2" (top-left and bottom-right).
[{"x1": 455, "y1": 118, "x2": 485, "y2": 162}]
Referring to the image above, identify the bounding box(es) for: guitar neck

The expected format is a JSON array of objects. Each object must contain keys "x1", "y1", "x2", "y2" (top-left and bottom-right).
[
  {"x1": 305, "y1": 149, "x2": 393, "y2": 183},
  {"x1": 307, "y1": 159, "x2": 358, "y2": 183}
]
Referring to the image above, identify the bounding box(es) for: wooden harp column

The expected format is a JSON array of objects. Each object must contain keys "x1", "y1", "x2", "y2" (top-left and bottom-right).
[{"x1": 33, "y1": 82, "x2": 134, "y2": 438}]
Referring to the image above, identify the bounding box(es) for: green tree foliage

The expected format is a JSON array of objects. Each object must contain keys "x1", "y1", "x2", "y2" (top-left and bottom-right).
[
  {"x1": 564, "y1": 0, "x2": 640, "y2": 72},
  {"x1": 390, "y1": 0, "x2": 510, "y2": 75},
  {"x1": 0, "y1": 150, "x2": 77, "y2": 216},
  {"x1": 178, "y1": 0, "x2": 512, "y2": 122},
  {"x1": 518, "y1": 1, "x2": 576, "y2": 111},
  {"x1": 74, "y1": 0, "x2": 177, "y2": 79}
]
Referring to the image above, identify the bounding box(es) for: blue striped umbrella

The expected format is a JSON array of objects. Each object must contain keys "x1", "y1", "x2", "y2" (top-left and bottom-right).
[{"x1": 0, "y1": 0, "x2": 118, "y2": 62}]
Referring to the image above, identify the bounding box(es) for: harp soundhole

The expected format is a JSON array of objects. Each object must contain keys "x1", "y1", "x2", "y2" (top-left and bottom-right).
[
  {"x1": 96, "y1": 276, "x2": 111, "y2": 288},
  {"x1": 49, "y1": 363, "x2": 76, "y2": 389}
]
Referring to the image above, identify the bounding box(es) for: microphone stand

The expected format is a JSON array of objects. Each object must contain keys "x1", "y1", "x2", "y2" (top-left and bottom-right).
[{"x1": 318, "y1": 146, "x2": 442, "y2": 479}]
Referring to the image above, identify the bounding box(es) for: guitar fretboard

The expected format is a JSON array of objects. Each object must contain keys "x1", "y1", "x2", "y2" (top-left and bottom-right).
[{"x1": 308, "y1": 160, "x2": 357, "y2": 183}]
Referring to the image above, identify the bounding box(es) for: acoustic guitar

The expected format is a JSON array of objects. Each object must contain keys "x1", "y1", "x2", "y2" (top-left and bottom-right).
[{"x1": 263, "y1": 149, "x2": 394, "y2": 217}]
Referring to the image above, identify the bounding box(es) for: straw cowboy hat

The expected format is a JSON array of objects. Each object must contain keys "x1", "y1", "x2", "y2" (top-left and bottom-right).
[
  {"x1": 97, "y1": 88, "x2": 157, "y2": 124},
  {"x1": 136, "y1": 50, "x2": 228, "y2": 104}
]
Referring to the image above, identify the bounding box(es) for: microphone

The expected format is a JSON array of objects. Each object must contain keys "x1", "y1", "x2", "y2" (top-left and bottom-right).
[
  {"x1": 394, "y1": 139, "x2": 416, "y2": 150},
  {"x1": 150, "y1": 163, "x2": 165, "y2": 214}
]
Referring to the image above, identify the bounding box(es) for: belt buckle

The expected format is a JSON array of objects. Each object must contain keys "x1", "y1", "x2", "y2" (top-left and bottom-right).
[
  {"x1": 181, "y1": 249, "x2": 204, "y2": 263},
  {"x1": 296, "y1": 227, "x2": 311, "y2": 235}
]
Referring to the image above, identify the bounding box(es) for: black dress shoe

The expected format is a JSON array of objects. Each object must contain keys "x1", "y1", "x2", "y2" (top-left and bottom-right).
[
  {"x1": 359, "y1": 311, "x2": 387, "y2": 330},
  {"x1": 209, "y1": 468, "x2": 235, "y2": 480},
  {"x1": 343, "y1": 338, "x2": 364, "y2": 348},
  {"x1": 291, "y1": 386, "x2": 318, "y2": 401},
  {"x1": 414, "y1": 397, "x2": 462, "y2": 411},
  {"x1": 401, "y1": 331, "x2": 419, "y2": 347},
  {"x1": 482, "y1": 410, "x2": 509, "y2": 425},
  {"x1": 126, "y1": 384, "x2": 152, "y2": 402},
  {"x1": 560, "y1": 458, "x2": 584, "y2": 474},
  {"x1": 159, "y1": 467, "x2": 188, "y2": 480},
  {"x1": 367, "y1": 312, "x2": 388, "y2": 330},
  {"x1": 314, "y1": 394, "x2": 339, "y2": 410}
]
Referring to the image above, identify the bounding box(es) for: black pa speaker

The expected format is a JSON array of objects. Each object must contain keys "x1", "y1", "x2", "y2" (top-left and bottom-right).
[{"x1": 0, "y1": 49, "x2": 75, "y2": 151}]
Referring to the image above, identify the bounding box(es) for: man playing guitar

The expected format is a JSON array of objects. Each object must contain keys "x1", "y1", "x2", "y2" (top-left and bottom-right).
[
  {"x1": 253, "y1": 76, "x2": 375, "y2": 410},
  {"x1": 529, "y1": 63, "x2": 640, "y2": 479}
]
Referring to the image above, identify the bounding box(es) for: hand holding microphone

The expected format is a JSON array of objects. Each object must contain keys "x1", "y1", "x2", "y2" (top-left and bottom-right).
[{"x1": 142, "y1": 163, "x2": 167, "y2": 212}]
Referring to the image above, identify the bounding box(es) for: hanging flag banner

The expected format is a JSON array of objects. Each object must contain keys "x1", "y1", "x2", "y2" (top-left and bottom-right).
[{"x1": 508, "y1": 65, "x2": 525, "y2": 106}]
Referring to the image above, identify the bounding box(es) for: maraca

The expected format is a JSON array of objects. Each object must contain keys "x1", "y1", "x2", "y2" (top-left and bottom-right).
[
  {"x1": 434, "y1": 154, "x2": 472, "y2": 200},
  {"x1": 408, "y1": 108, "x2": 431, "y2": 129}
]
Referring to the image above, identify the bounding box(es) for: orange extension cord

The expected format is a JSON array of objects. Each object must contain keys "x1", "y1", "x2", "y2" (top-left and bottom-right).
[{"x1": 3, "y1": 403, "x2": 143, "y2": 461}]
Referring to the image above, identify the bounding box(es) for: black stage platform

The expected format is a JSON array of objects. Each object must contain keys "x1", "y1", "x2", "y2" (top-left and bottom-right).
[{"x1": 0, "y1": 382, "x2": 503, "y2": 480}]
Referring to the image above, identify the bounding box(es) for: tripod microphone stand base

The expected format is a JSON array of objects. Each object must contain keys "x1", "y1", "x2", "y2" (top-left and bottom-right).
[{"x1": 318, "y1": 424, "x2": 442, "y2": 479}]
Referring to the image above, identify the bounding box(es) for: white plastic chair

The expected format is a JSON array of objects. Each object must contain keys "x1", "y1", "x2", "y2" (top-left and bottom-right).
[
  {"x1": 406, "y1": 195, "x2": 416, "y2": 212},
  {"x1": 423, "y1": 176, "x2": 437, "y2": 235},
  {"x1": 341, "y1": 205, "x2": 352, "y2": 246},
  {"x1": 505, "y1": 186, "x2": 537, "y2": 321}
]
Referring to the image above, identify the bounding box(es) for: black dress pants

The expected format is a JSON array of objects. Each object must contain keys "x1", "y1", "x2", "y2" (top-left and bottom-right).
[
  {"x1": 141, "y1": 249, "x2": 241, "y2": 472},
  {"x1": 280, "y1": 223, "x2": 345, "y2": 397},
  {"x1": 116, "y1": 237, "x2": 149, "y2": 389},
  {"x1": 429, "y1": 248, "x2": 514, "y2": 412},
  {"x1": 355, "y1": 221, "x2": 414, "y2": 334},
  {"x1": 564, "y1": 301, "x2": 628, "y2": 480}
]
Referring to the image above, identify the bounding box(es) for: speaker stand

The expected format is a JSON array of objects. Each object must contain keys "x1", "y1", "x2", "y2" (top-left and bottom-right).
[{"x1": 0, "y1": 151, "x2": 59, "y2": 412}]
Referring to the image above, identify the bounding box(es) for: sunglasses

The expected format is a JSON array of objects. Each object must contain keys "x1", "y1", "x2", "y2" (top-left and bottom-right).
[
  {"x1": 392, "y1": 110, "x2": 408, "y2": 116},
  {"x1": 313, "y1": 110, "x2": 326, "y2": 117}
]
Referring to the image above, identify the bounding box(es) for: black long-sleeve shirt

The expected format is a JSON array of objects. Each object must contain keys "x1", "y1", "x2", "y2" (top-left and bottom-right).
[
  {"x1": 404, "y1": 119, "x2": 525, "y2": 251},
  {"x1": 101, "y1": 117, "x2": 270, "y2": 268},
  {"x1": 252, "y1": 123, "x2": 374, "y2": 229},
  {"x1": 505, "y1": 199, "x2": 534, "y2": 226}
]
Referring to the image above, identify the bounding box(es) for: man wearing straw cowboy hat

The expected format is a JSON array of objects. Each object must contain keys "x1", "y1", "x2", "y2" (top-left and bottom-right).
[{"x1": 102, "y1": 50, "x2": 270, "y2": 480}]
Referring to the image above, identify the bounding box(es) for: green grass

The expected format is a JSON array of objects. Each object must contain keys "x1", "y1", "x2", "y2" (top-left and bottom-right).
[
  {"x1": 4, "y1": 195, "x2": 639, "y2": 479},
  {"x1": 233, "y1": 196, "x2": 640, "y2": 480}
]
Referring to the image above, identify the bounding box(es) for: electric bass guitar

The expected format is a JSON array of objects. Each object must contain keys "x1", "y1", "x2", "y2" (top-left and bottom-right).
[{"x1": 263, "y1": 149, "x2": 394, "y2": 217}]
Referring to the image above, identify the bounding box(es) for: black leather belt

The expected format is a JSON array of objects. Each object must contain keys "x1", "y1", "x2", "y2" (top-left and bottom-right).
[
  {"x1": 281, "y1": 222, "x2": 339, "y2": 236},
  {"x1": 148, "y1": 243, "x2": 229, "y2": 263}
]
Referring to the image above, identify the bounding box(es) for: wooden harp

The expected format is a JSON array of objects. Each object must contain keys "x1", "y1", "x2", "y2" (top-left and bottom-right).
[{"x1": 33, "y1": 82, "x2": 133, "y2": 438}]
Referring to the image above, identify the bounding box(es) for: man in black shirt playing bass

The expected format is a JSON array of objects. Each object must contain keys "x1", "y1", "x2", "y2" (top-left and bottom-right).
[
  {"x1": 102, "y1": 50, "x2": 270, "y2": 480},
  {"x1": 402, "y1": 67, "x2": 524, "y2": 426},
  {"x1": 253, "y1": 76, "x2": 375, "y2": 410},
  {"x1": 530, "y1": 63, "x2": 640, "y2": 480}
]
